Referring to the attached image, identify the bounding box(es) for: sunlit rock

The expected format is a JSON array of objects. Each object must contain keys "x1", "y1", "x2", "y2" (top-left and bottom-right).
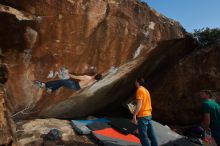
[{"x1": 0, "y1": 0, "x2": 188, "y2": 120}]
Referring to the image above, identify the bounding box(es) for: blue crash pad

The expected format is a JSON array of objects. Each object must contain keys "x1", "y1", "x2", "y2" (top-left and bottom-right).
[{"x1": 71, "y1": 118, "x2": 110, "y2": 135}]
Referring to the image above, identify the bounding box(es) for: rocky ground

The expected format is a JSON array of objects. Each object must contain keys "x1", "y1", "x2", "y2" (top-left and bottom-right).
[
  {"x1": 16, "y1": 118, "x2": 98, "y2": 146},
  {"x1": 15, "y1": 118, "x2": 217, "y2": 146}
]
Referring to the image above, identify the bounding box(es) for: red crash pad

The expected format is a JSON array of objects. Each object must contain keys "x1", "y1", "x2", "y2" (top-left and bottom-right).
[{"x1": 93, "y1": 128, "x2": 140, "y2": 143}]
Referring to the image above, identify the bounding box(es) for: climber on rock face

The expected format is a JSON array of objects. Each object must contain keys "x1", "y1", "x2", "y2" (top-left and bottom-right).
[{"x1": 33, "y1": 73, "x2": 102, "y2": 93}]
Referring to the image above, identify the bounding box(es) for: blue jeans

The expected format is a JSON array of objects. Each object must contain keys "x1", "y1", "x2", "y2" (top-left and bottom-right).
[
  {"x1": 45, "y1": 79, "x2": 81, "y2": 91},
  {"x1": 138, "y1": 116, "x2": 158, "y2": 146},
  {"x1": 211, "y1": 125, "x2": 220, "y2": 146}
]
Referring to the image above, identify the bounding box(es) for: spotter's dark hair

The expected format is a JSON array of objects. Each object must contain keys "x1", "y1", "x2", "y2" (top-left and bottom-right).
[{"x1": 200, "y1": 90, "x2": 212, "y2": 98}]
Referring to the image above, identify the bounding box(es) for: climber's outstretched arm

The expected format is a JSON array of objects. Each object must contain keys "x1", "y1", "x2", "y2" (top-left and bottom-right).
[{"x1": 69, "y1": 74, "x2": 86, "y2": 81}]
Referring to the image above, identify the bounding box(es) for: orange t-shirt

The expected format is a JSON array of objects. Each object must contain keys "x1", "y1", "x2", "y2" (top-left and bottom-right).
[{"x1": 136, "y1": 86, "x2": 152, "y2": 117}]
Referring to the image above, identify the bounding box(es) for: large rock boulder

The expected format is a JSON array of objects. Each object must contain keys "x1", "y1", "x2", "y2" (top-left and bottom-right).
[
  {"x1": 38, "y1": 37, "x2": 197, "y2": 119},
  {"x1": 0, "y1": 0, "x2": 189, "y2": 119},
  {"x1": 149, "y1": 42, "x2": 220, "y2": 125},
  {"x1": 0, "y1": 86, "x2": 17, "y2": 145}
]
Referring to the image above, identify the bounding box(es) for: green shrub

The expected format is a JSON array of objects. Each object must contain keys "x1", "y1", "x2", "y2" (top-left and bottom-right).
[{"x1": 193, "y1": 27, "x2": 220, "y2": 47}]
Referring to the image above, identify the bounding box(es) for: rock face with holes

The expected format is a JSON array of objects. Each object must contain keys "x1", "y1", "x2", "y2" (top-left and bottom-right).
[{"x1": 0, "y1": 0, "x2": 198, "y2": 123}]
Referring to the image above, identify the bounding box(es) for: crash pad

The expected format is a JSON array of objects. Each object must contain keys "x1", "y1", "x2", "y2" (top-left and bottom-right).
[
  {"x1": 92, "y1": 120, "x2": 195, "y2": 146},
  {"x1": 109, "y1": 118, "x2": 137, "y2": 135},
  {"x1": 71, "y1": 118, "x2": 110, "y2": 135},
  {"x1": 87, "y1": 122, "x2": 111, "y2": 131},
  {"x1": 71, "y1": 120, "x2": 91, "y2": 135},
  {"x1": 92, "y1": 128, "x2": 140, "y2": 146},
  {"x1": 152, "y1": 121, "x2": 195, "y2": 146}
]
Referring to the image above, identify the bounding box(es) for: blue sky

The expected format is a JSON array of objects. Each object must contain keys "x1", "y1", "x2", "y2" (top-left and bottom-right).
[{"x1": 142, "y1": 0, "x2": 220, "y2": 32}]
